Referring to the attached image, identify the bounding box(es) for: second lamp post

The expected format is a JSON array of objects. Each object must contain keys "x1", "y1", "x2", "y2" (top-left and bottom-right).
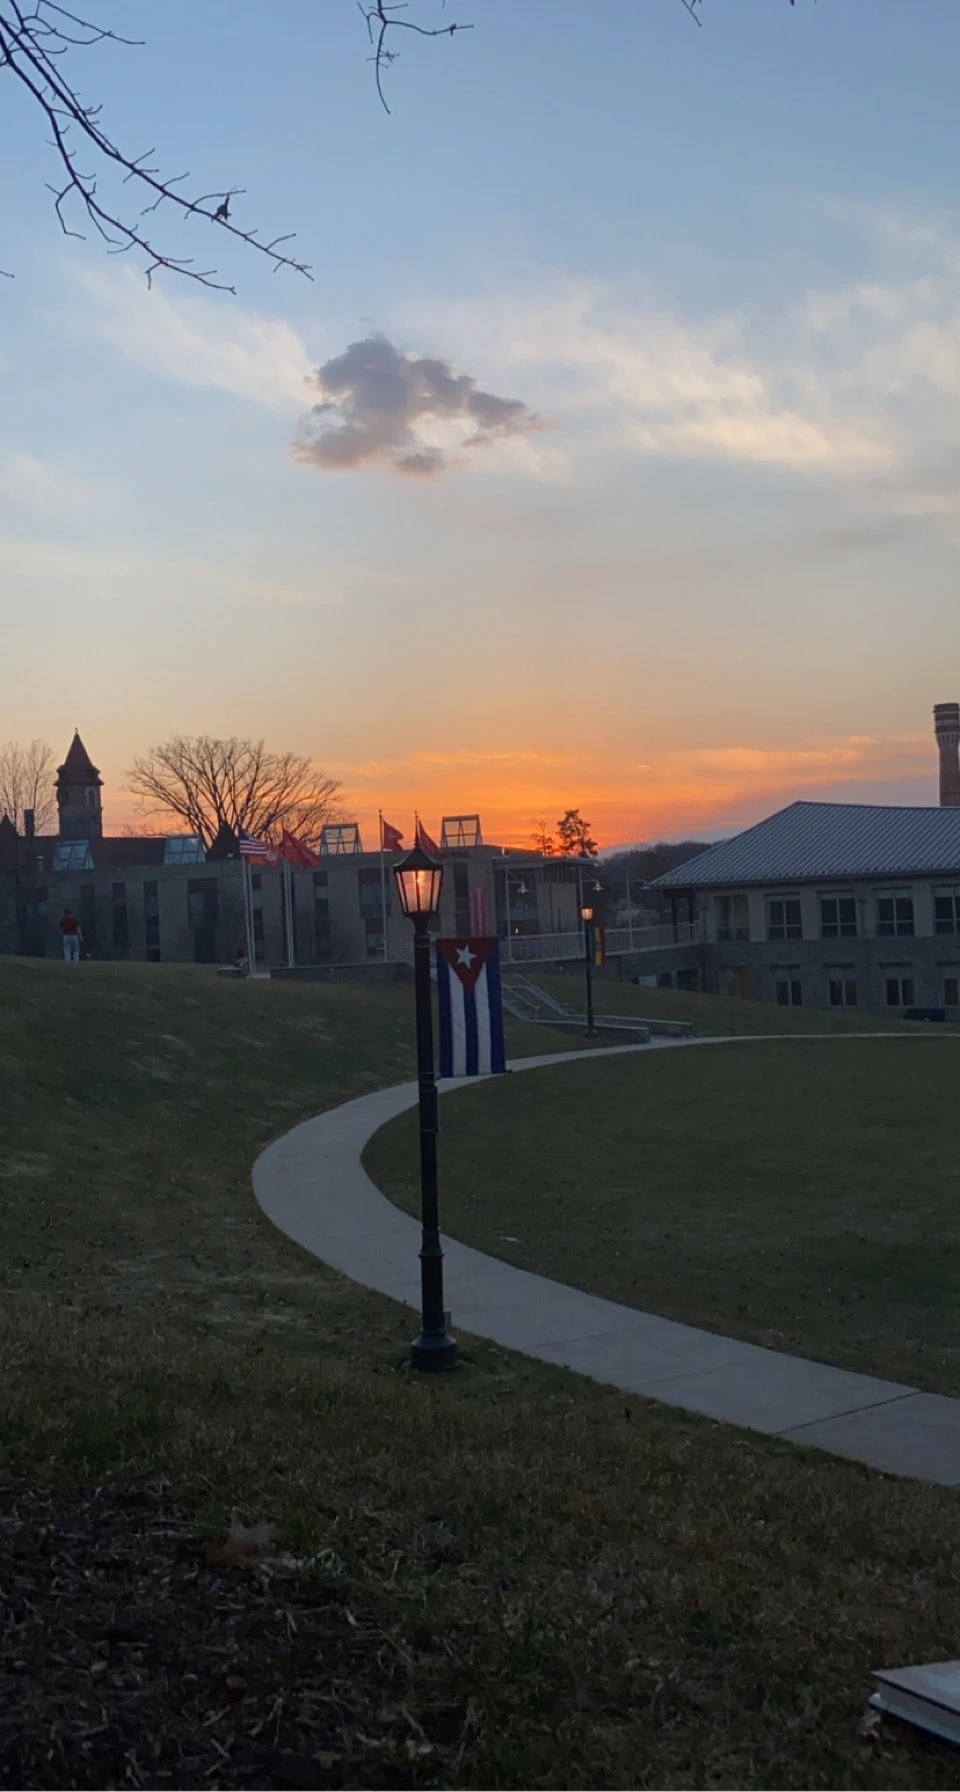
[
  {"x1": 580, "y1": 900, "x2": 598, "y2": 1038},
  {"x1": 393, "y1": 842, "x2": 459, "y2": 1372}
]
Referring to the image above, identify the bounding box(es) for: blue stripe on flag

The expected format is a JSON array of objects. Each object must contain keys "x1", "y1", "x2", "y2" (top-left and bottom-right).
[
  {"x1": 486, "y1": 941, "x2": 506, "y2": 1073},
  {"x1": 436, "y1": 948, "x2": 453, "y2": 1079},
  {"x1": 464, "y1": 981, "x2": 479, "y2": 1076}
]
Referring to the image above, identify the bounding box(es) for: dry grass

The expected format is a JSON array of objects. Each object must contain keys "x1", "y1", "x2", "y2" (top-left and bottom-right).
[
  {"x1": 3, "y1": 958, "x2": 960, "y2": 1788},
  {"x1": 532, "y1": 970, "x2": 939, "y2": 1036},
  {"x1": 368, "y1": 1036, "x2": 960, "y2": 1394}
]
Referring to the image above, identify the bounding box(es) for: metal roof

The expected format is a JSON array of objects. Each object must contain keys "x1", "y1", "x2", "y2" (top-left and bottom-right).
[{"x1": 654, "y1": 801, "x2": 960, "y2": 889}]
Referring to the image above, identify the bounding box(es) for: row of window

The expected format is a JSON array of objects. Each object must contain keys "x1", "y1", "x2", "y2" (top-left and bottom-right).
[
  {"x1": 718, "y1": 888, "x2": 960, "y2": 944},
  {"x1": 773, "y1": 972, "x2": 960, "y2": 1010}
]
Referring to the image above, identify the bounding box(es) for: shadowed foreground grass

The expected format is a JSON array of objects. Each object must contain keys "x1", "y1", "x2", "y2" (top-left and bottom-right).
[
  {"x1": 368, "y1": 1037, "x2": 960, "y2": 1395},
  {"x1": 4, "y1": 959, "x2": 960, "y2": 1788}
]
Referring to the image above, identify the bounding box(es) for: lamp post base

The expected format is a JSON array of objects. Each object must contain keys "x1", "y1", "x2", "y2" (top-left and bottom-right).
[{"x1": 411, "y1": 1330, "x2": 460, "y2": 1372}]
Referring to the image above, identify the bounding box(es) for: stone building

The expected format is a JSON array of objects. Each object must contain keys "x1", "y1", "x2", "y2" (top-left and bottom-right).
[{"x1": 0, "y1": 732, "x2": 581, "y2": 966}]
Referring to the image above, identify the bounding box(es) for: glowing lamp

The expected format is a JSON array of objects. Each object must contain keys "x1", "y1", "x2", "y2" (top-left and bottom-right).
[{"x1": 394, "y1": 842, "x2": 444, "y2": 924}]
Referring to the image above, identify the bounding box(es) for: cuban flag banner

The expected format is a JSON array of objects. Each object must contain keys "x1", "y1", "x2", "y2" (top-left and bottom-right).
[{"x1": 436, "y1": 938, "x2": 506, "y2": 1079}]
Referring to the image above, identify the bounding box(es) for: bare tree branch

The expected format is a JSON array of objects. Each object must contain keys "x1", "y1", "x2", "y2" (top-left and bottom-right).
[
  {"x1": 125, "y1": 736, "x2": 344, "y2": 849},
  {"x1": 0, "y1": 738, "x2": 56, "y2": 833},
  {"x1": 1, "y1": 0, "x2": 809, "y2": 283},
  {"x1": 358, "y1": 0, "x2": 473, "y2": 114},
  {"x1": 0, "y1": 0, "x2": 312, "y2": 290}
]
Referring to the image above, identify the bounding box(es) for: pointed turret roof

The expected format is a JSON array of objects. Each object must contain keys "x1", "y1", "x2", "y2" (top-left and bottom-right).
[{"x1": 57, "y1": 731, "x2": 102, "y2": 785}]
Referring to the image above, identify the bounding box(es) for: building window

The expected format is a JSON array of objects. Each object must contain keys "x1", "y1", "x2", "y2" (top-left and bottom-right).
[
  {"x1": 85, "y1": 787, "x2": 97, "y2": 809},
  {"x1": 164, "y1": 835, "x2": 205, "y2": 865},
  {"x1": 79, "y1": 883, "x2": 98, "y2": 955},
  {"x1": 934, "y1": 889, "x2": 960, "y2": 935},
  {"x1": 143, "y1": 879, "x2": 161, "y2": 960},
  {"x1": 828, "y1": 976, "x2": 857, "y2": 1007},
  {"x1": 358, "y1": 867, "x2": 387, "y2": 919},
  {"x1": 112, "y1": 880, "x2": 129, "y2": 951},
  {"x1": 52, "y1": 839, "x2": 94, "y2": 872},
  {"x1": 187, "y1": 879, "x2": 219, "y2": 927},
  {"x1": 253, "y1": 907, "x2": 264, "y2": 948},
  {"x1": 364, "y1": 916, "x2": 384, "y2": 956},
  {"x1": 876, "y1": 893, "x2": 914, "y2": 937},
  {"x1": 943, "y1": 976, "x2": 960, "y2": 1007},
  {"x1": 717, "y1": 894, "x2": 749, "y2": 942},
  {"x1": 314, "y1": 894, "x2": 331, "y2": 959},
  {"x1": 453, "y1": 860, "x2": 471, "y2": 935},
  {"x1": 775, "y1": 977, "x2": 802, "y2": 1007},
  {"x1": 820, "y1": 895, "x2": 857, "y2": 940},
  {"x1": 251, "y1": 873, "x2": 262, "y2": 892},
  {"x1": 885, "y1": 975, "x2": 915, "y2": 1007},
  {"x1": 312, "y1": 869, "x2": 327, "y2": 889},
  {"x1": 766, "y1": 895, "x2": 802, "y2": 941}
]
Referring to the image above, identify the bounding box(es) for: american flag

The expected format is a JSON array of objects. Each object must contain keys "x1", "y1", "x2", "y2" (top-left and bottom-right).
[{"x1": 238, "y1": 827, "x2": 270, "y2": 858}]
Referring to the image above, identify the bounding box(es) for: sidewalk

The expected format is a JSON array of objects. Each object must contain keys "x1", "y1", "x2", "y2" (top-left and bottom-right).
[{"x1": 252, "y1": 1038, "x2": 960, "y2": 1488}]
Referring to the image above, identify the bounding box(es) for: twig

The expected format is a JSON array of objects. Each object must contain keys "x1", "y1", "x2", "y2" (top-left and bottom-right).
[{"x1": 358, "y1": 1, "x2": 473, "y2": 114}]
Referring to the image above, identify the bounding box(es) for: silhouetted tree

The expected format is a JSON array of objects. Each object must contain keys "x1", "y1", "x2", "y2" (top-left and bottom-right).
[
  {"x1": 530, "y1": 819, "x2": 557, "y2": 857},
  {"x1": 126, "y1": 736, "x2": 343, "y2": 849},
  {"x1": 0, "y1": 738, "x2": 55, "y2": 834},
  {"x1": 557, "y1": 809, "x2": 598, "y2": 859}
]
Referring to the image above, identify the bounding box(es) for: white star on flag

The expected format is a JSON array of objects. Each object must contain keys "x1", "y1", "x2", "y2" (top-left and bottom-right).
[{"x1": 456, "y1": 945, "x2": 476, "y2": 967}]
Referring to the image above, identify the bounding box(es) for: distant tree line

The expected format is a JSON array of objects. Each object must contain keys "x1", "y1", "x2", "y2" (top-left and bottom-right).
[{"x1": 601, "y1": 841, "x2": 710, "y2": 914}]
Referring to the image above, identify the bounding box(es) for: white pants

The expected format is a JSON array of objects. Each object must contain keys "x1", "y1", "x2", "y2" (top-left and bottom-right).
[{"x1": 62, "y1": 934, "x2": 80, "y2": 962}]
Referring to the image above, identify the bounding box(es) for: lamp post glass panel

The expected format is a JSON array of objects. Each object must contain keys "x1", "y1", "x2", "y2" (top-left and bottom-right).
[
  {"x1": 580, "y1": 902, "x2": 597, "y2": 1038},
  {"x1": 393, "y1": 844, "x2": 459, "y2": 1371}
]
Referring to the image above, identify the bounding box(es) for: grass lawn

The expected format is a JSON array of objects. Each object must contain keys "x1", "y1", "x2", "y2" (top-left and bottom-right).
[
  {"x1": 529, "y1": 970, "x2": 941, "y2": 1036},
  {"x1": 367, "y1": 1036, "x2": 960, "y2": 1395},
  {"x1": 6, "y1": 960, "x2": 960, "y2": 1787}
]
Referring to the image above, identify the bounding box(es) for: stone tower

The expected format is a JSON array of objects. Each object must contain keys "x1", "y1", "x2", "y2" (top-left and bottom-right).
[
  {"x1": 934, "y1": 703, "x2": 960, "y2": 808},
  {"x1": 56, "y1": 731, "x2": 103, "y2": 839}
]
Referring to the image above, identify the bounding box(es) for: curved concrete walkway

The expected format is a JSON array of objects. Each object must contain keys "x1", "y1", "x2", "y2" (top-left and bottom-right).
[{"x1": 253, "y1": 1034, "x2": 960, "y2": 1487}]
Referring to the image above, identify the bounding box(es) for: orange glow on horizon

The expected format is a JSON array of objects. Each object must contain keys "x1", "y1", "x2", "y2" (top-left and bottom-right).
[{"x1": 101, "y1": 731, "x2": 940, "y2": 854}]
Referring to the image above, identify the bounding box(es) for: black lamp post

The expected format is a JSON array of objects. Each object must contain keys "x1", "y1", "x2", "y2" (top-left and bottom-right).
[
  {"x1": 580, "y1": 901, "x2": 598, "y2": 1038},
  {"x1": 393, "y1": 842, "x2": 459, "y2": 1372}
]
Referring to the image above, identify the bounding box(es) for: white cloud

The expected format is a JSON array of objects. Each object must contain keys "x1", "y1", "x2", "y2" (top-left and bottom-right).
[
  {"x1": 79, "y1": 268, "x2": 314, "y2": 411},
  {"x1": 74, "y1": 212, "x2": 960, "y2": 501},
  {"x1": 411, "y1": 286, "x2": 893, "y2": 479}
]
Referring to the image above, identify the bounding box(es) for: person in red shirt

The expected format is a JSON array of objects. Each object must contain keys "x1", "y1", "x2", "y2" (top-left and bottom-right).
[{"x1": 58, "y1": 909, "x2": 82, "y2": 963}]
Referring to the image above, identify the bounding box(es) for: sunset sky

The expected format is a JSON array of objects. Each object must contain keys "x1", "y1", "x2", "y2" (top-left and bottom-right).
[{"x1": 3, "y1": 0, "x2": 960, "y2": 849}]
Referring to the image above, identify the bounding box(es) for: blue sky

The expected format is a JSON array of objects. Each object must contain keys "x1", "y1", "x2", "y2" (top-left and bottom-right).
[{"x1": 2, "y1": 0, "x2": 960, "y2": 845}]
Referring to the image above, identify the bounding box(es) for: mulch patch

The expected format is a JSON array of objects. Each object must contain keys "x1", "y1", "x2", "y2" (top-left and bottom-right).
[{"x1": 0, "y1": 1478, "x2": 466, "y2": 1790}]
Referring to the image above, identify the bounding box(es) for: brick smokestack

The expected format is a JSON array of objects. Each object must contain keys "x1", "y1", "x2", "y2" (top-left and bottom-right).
[{"x1": 934, "y1": 703, "x2": 960, "y2": 806}]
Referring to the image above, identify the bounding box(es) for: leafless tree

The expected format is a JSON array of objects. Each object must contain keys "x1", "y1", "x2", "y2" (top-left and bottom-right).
[
  {"x1": 530, "y1": 818, "x2": 557, "y2": 857},
  {"x1": 0, "y1": 737, "x2": 55, "y2": 832},
  {"x1": 125, "y1": 736, "x2": 344, "y2": 849}
]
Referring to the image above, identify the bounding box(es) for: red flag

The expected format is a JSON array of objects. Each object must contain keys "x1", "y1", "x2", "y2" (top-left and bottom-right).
[
  {"x1": 279, "y1": 829, "x2": 320, "y2": 868},
  {"x1": 417, "y1": 820, "x2": 441, "y2": 856},
  {"x1": 381, "y1": 818, "x2": 404, "y2": 853}
]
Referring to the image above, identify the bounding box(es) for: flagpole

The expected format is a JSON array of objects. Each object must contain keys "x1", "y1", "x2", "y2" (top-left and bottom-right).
[
  {"x1": 379, "y1": 810, "x2": 389, "y2": 963},
  {"x1": 243, "y1": 854, "x2": 256, "y2": 974},
  {"x1": 284, "y1": 860, "x2": 296, "y2": 968}
]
